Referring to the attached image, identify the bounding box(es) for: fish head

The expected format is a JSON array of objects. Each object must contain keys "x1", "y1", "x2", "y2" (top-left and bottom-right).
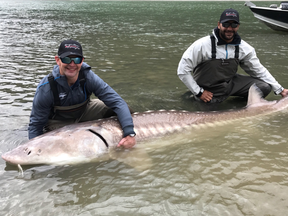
[
  {"x1": 2, "y1": 124, "x2": 118, "y2": 166},
  {"x1": 1, "y1": 138, "x2": 50, "y2": 166}
]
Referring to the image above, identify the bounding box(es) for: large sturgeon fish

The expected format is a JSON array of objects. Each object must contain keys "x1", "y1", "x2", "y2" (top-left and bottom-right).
[{"x1": 2, "y1": 85, "x2": 288, "y2": 168}]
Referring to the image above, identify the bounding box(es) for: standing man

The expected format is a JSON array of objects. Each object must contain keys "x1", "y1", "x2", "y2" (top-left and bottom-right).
[
  {"x1": 28, "y1": 39, "x2": 136, "y2": 148},
  {"x1": 177, "y1": 8, "x2": 288, "y2": 103}
]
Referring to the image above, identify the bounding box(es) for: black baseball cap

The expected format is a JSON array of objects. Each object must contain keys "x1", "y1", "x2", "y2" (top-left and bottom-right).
[
  {"x1": 220, "y1": 8, "x2": 240, "y2": 24},
  {"x1": 58, "y1": 39, "x2": 84, "y2": 58}
]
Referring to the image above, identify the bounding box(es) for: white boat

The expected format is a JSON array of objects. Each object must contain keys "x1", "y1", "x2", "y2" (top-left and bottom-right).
[{"x1": 245, "y1": 1, "x2": 288, "y2": 31}]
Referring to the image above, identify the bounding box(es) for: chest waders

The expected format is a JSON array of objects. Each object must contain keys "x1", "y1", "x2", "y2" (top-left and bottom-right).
[
  {"x1": 193, "y1": 35, "x2": 239, "y2": 97},
  {"x1": 48, "y1": 70, "x2": 91, "y2": 121}
]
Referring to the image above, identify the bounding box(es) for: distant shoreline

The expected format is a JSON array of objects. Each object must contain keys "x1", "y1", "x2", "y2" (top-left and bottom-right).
[
  {"x1": 72, "y1": 0, "x2": 276, "y2": 1},
  {"x1": 0, "y1": 0, "x2": 277, "y2": 1}
]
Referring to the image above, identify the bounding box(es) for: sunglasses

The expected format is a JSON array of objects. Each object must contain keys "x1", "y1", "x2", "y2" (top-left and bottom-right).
[
  {"x1": 60, "y1": 57, "x2": 83, "y2": 64},
  {"x1": 222, "y1": 22, "x2": 239, "y2": 28}
]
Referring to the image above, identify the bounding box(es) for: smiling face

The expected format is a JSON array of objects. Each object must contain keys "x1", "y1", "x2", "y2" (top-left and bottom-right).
[
  {"x1": 55, "y1": 55, "x2": 83, "y2": 86},
  {"x1": 217, "y1": 21, "x2": 240, "y2": 43}
]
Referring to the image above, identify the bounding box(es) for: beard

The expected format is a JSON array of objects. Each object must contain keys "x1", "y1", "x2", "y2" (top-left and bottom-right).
[{"x1": 219, "y1": 29, "x2": 236, "y2": 42}]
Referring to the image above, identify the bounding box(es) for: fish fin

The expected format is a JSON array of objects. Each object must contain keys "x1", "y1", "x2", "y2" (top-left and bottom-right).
[
  {"x1": 246, "y1": 84, "x2": 267, "y2": 107},
  {"x1": 109, "y1": 147, "x2": 153, "y2": 171}
]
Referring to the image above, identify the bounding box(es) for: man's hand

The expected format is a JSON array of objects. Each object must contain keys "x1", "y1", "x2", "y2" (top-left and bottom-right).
[
  {"x1": 199, "y1": 90, "x2": 213, "y2": 102},
  {"x1": 117, "y1": 136, "x2": 136, "y2": 148},
  {"x1": 280, "y1": 89, "x2": 288, "y2": 97}
]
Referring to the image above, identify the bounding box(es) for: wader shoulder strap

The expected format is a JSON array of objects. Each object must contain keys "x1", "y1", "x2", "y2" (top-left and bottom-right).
[
  {"x1": 78, "y1": 69, "x2": 92, "y2": 97},
  {"x1": 48, "y1": 70, "x2": 91, "y2": 107},
  {"x1": 210, "y1": 35, "x2": 216, "y2": 59},
  {"x1": 210, "y1": 35, "x2": 240, "y2": 59},
  {"x1": 78, "y1": 70, "x2": 86, "y2": 94},
  {"x1": 48, "y1": 73, "x2": 61, "y2": 106},
  {"x1": 235, "y1": 45, "x2": 239, "y2": 59}
]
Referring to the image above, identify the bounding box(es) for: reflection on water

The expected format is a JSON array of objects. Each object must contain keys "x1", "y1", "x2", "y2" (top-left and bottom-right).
[
  {"x1": 1, "y1": 0, "x2": 288, "y2": 215},
  {"x1": 3, "y1": 115, "x2": 288, "y2": 215}
]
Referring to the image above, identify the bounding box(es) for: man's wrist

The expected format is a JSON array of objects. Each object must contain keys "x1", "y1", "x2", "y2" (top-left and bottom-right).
[
  {"x1": 123, "y1": 126, "x2": 136, "y2": 137},
  {"x1": 196, "y1": 88, "x2": 204, "y2": 97},
  {"x1": 275, "y1": 87, "x2": 284, "y2": 95},
  {"x1": 128, "y1": 133, "x2": 136, "y2": 137}
]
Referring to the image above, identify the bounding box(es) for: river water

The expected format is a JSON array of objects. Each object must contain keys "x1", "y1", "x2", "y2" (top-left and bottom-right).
[{"x1": 1, "y1": 0, "x2": 288, "y2": 215}]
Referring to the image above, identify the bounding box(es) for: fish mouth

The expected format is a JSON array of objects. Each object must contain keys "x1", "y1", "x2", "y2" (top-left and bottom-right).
[
  {"x1": 2, "y1": 153, "x2": 36, "y2": 166},
  {"x1": 2, "y1": 153, "x2": 14, "y2": 165},
  {"x1": 2, "y1": 150, "x2": 31, "y2": 166}
]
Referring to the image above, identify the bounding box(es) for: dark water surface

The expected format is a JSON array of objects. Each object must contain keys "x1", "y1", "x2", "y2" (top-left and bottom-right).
[{"x1": 1, "y1": 1, "x2": 288, "y2": 215}]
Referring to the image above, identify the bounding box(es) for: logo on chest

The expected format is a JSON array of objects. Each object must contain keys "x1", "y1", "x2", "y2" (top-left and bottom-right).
[{"x1": 59, "y1": 92, "x2": 67, "y2": 100}]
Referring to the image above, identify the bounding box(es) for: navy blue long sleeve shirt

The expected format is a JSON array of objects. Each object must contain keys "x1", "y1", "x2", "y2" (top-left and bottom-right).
[{"x1": 28, "y1": 62, "x2": 134, "y2": 139}]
